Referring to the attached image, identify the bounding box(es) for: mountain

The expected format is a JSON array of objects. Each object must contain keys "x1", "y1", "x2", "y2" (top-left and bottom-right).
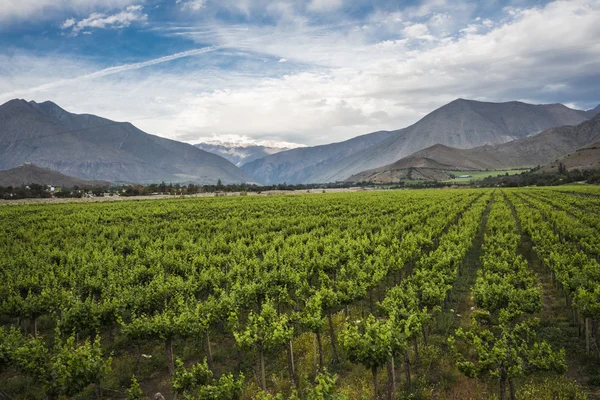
[
  {"x1": 0, "y1": 163, "x2": 111, "y2": 187},
  {"x1": 585, "y1": 104, "x2": 600, "y2": 119},
  {"x1": 311, "y1": 99, "x2": 594, "y2": 183},
  {"x1": 539, "y1": 139, "x2": 600, "y2": 173},
  {"x1": 195, "y1": 140, "x2": 305, "y2": 167},
  {"x1": 241, "y1": 130, "x2": 396, "y2": 184},
  {"x1": 242, "y1": 99, "x2": 593, "y2": 184},
  {"x1": 0, "y1": 99, "x2": 251, "y2": 184},
  {"x1": 347, "y1": 114, "x2": 600, "y2": 182}
]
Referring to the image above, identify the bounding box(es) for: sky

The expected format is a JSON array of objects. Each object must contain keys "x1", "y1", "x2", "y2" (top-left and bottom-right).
[{"x1": 1, "y1": 0, "x2": 599, "y2": 146}]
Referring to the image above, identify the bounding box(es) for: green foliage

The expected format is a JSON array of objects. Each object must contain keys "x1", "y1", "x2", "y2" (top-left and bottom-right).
[
  {"x1": 450, "y1": 319, "x2": 566, "y2": 380},
  {"x1": 517, "y1": 377, "x2": 588, "y2": 400},
  {"x1": 340, "y1": 315, "x2": 391, "y2": 371},
  {"x1": 0, "y1": 326, "x2": 24, "y2": 371},
  {"x1": 298, "y1": 292, "x2": 325, "y2": 334},
  {"x1": 0, "y1": 188, "x2": 598, "y2": 397},
  {"x1": 172, "y1": 358, "x2": 244, "y2": 400},
  {"x1": 12, "y1": 333, "x2": 111, "y2": 398},
  {"x1": 450, "y1": 195, "x2": 567, "y2": 400},
  {"x1": 233, "y1": 298, "x2": 293, "y2": 354},
  {"x1": 126, "y1": 375, "x2": 145, "y2": 400},
  {"x1": 305, "y1": 370, "x2": 349, "y2": 400}
]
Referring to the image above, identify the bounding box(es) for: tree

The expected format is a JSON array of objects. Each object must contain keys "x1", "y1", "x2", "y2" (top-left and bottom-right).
[
  {"x1": 122, "y1": 297, "x2": 197, "y2": 375},
  {"x1": 12, "y1": 333, "x2": 111, "y2": 399},
  {"x1": 340, "y1": 315, "x2": 392, "y2": 399},
  {"x1": 172, "y1": 358, "x2": 244, "y2": 400},
  {"x1": 233, "y1": 298, "x2": 293, "y2": 390},
  {"x1": 298, "y1": 292, "x2": 326, "y2": 370},
  {"x1": 449, "y1": 313, "x2": 566, "y2": 400}
]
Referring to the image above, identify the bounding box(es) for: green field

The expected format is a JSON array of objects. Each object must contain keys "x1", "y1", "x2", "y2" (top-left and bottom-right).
[
  {"x1": 445, "y1": 169, "x2": 531, "y2": 183},
  {"x1": 0, "y1": 188, "x2": 599, "y2": 400}
]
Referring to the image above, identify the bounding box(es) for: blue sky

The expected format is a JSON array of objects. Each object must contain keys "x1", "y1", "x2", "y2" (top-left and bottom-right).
[{"x1": 1, "y1": 0, "x2": 599, "y2": 145}]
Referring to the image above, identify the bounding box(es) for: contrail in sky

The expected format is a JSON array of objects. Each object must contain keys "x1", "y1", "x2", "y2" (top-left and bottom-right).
[{"x1": 3, "y1": 45, "x2": 221, "y2": 98}]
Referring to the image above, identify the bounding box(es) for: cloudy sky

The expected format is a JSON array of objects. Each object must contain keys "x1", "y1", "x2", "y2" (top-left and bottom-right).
[{"x1": 1, "y1": 0, "x2": 599, "y2": 145}]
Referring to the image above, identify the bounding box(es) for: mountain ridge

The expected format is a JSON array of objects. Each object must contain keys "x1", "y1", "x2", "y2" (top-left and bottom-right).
[
  {"x1": 0, "y1": 99, "x2": 251, "y2": 184},
  {"x1": 0, "y1": 163, "x2": 111, "y2": 187},
  {"x1": 241, "y1": 129, "x2": 397, "y2": 185},
  {"x1": 346, "y1": 113, "x2": 600, "y2": 182},
  {"x1": 243, "y1": 98, "x2": 595, "y2": 184}
]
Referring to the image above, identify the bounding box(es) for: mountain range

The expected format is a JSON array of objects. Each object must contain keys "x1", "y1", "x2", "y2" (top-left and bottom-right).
[
  {"x1": 1, "y1": 98, "x2": 599, "y2": 187},
  {"x1": 242, "y1": 99, "x2": 596, "y2": 184},
  {"x1": 346, "y1": 113, "x2": 600, "y2": 183},
  {"x1": 0, "y1": 163, "x2": 110, "y2": 187},
  {"x1": 195, "y1": 140, "x2": 305, "y2": 167},
  {"x1": 0, "y1": 100, "x2": 250, "y2": 184},
  {"x1": 240, "y1": 130, "x2": 397, "y2": 185}
]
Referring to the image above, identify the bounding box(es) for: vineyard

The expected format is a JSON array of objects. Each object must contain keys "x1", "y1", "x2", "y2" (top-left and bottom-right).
[{"x1": 0, "y1": 187, "x2": 599, "y2": 400}]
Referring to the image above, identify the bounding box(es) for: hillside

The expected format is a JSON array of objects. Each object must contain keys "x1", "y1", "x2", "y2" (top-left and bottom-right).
[
  {"x1": 243, "y1": 99, "x2": 595, "y2": 184},
  {"x1": 347, "y1": 114, "x2": 600, "y2": 182},
  {"x1": 0, "y1": 99, "x2": 251, "y2": 184},
  {"x1": 585, "y1": 104, "x2": 600, "y2": 119},
  {"x1": 539, "y1": 140, "x2": 600, "y2": 173},
  {"x1": 241, "y1": 130, "x2": 396, "y2": 185},
  {"x1": 313, "y1": 99, "x2": 596, "y2": 183},
  {"x1": 0, "y1": 164, "x2": 111, "y2": 187}
]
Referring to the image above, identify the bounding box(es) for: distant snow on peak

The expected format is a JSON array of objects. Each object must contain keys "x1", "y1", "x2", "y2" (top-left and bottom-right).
[
  {"x1": 201, "y1": 134, "x2": 306, "y2": 149},
  {"x1": 195, "y1": 134, "x2": 306, "y2": 166}
]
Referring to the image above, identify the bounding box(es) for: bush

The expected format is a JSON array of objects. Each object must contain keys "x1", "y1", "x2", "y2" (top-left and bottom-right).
[{"x1": 518, "y1": 376, "x2": 587, "y2": 400}]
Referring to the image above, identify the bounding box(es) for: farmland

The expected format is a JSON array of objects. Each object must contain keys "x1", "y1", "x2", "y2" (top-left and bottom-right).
[
  {"x1": 0, "y1": 188, "x2": 599, "y2": 399},
  {"x1": 445, "y1": 169, "x2": 530, "y2": 183}
]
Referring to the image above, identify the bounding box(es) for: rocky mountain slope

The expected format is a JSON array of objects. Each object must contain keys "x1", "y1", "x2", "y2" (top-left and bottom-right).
[
  {"x1": 585, "y1": 105, "x2": 600, "y2": 119},
  {"x1": 241, "y1": 130, "x2": 396, "y2": 185},
  {"x1": 0, "y1": 99, "x2": 251, "y2": 184},
  {"x1": 313, "y1": 99, "x2": 595, "y2": 183},
  {"x1": 243, "y1": 99, "x2": 595, "y2": 184},
  {"x1": 539, "y1": 140, "x2": 600, "y2": 173},
  {"x1": 347, "y1": 114, "x2": 600, "y2": 182},
  {"x1": 0, "y1": 163, "x2": 111, "y2": 187}
]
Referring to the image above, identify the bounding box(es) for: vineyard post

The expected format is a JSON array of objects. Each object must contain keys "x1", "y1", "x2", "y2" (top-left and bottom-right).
[
  {"x1": 166, "y1": 337, "x2": 175, "y2": 375},
  {"x1": 259, "y1": 341, "x2": 266, "y2": 390},
  {"x1": 412, "y1": 337, "x2": 420, "y2": 367},
  {"x1": 287, "y1": 339, "x2": 297, "y2": 388},
  {"x1": 313, "y1": 334, "x2": 318, "y2": 369},
  {"x1": 205, "y1": 331, "x2": 213, "y2": 371},
  {"x1": 327, "y1": 313, "x2": 339, "y2": 364},
  {"x1": 316, "y1": 331, "x2": 324, "y2": 370},
  {"x1": 586, "y1": 318, "x2": 590, "y2": 354},
  {"x1": 371, "y1": 365, "x2": 379, "y2": 399},
  {"x1": 387, "y1": 356, "x2": 396, "y2": 400},
  {"x1": 499, "y1": 363, "x2": 507, "y2": 400},
  {"x1": 404, "y1": 349, "x2": 411, "y2": 388}
]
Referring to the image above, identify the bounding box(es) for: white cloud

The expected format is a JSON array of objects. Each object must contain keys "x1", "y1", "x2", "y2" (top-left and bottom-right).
[
  {"x1": 403, "y1": 23, "x2": 430, "y2": 37},
  {"x1": 177, "y1": 0, "x2": 206, "y2": 12},
  {"x1": 543, "y1": 83, "x2": 568, "y2": 92},
  {"x1": 307, "y1": 0, "x2": 343, "y2": 12},
  {"x1": 0, "y1": 0, "x2": 139, "y2": 23},
  {"x1": 61, "y1": 18, "x2": 76, "y2": 28},
  {"x1": 459, "y1": 24, "x2": 478, "y2": 35},
  {"x1": 61, "y1": 5, "x2": 147, "y2": 36},
  {"x1": 481, "y1": 18, "x2": 493, "y2": 28},
  {"x1": 2, "y1": 0, "x2": 600, "y2": 145}
]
